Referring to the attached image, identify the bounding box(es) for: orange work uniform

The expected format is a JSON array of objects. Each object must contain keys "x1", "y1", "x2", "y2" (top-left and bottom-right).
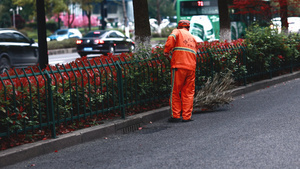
[{"x1": 164, "y1": 28, "x2": 198, "y2": 121}]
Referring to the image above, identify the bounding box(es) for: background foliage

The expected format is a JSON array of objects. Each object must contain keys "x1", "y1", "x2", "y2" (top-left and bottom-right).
[{"x1": 245, "y1": 23, "x2": 300, "y2": 72}]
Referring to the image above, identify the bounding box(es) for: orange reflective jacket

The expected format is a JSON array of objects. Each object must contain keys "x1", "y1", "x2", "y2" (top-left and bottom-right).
[{"x1": 164, "y1": 28, "x2": 198, "y2": 71}]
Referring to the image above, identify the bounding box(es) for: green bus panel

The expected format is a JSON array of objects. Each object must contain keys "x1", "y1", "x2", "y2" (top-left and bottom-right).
[{"x1": 176, "y1": 0, "x2": 246, "y2": 41}]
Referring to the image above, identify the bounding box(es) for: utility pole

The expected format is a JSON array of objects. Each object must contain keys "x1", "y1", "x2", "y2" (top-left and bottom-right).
[
  {"x1": 9, "y1": 8, "x2": 15, "y2": 28},
  {"x1": 36, "y1": 0, "x2": 48, "y2": 69}
]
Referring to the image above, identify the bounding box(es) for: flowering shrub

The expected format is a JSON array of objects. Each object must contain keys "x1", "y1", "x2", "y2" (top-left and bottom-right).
[
  {"x1": 196, "y1": 39, "x2": 247, "y2": 82},
  {"x1": 245, "y1": 24, "x2": 300, "y2": 73},
  {"x1": 0, "y1": 68, "x2": 47, "y2": 134},
  {"x1": 0, "y1": 40, "x2": 247, "y2": 135},
  {"x1": 0, "y1": 50, "x2": 173, "y2": 149},
  {"x1": 1, "y1": 37, "x2": 299, "y2": 150}
]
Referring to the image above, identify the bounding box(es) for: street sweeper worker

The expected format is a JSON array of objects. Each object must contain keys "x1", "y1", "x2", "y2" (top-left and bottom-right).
[{"x1": 164, "y1": 20, "x2": 198, "y2": 122}]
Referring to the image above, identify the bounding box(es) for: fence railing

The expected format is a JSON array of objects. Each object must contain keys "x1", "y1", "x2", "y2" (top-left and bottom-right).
[{"x1": 0, "y1": 43, "x2": 299, "y2": 142}]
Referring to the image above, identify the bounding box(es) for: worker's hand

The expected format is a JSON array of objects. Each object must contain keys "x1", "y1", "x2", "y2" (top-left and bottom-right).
[{"x1": 164, "y1": 52, "x2": 171, "y2": 62}]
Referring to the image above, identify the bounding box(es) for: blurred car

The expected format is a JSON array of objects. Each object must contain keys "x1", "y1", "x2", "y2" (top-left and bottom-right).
[
  {"x1": 160, "y1": 19, "x2": 170, "y2": 29},
  {"x1": 47, "y1": 28, "x2": 82, "y2": 41},
  {"x1": 76, "y1": 30, "x2": 135, "y2": 57},
  {"x1": 271, "y1": 17, "x2": 300, "y2": 33},
  {"x1": 168, "y1": 22, "x2": 177, "y2": 28},
  {"x1": 120, "y1": 21, "x2": 135, "y2": 33},
  {"x1": 0, "y1": 29, "x2": 39, "y2": 74},
  {"x1": 149, "y1": 18, "x2": 159, "y2": 32}
]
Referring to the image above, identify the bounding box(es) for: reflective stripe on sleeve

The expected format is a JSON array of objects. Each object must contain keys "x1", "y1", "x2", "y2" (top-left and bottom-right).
[
  {"x1": 170, "y1": 68, "x2": 176, "y2": 117},
  {"x1": 169, "y1": 34, "x2": 176, "y2": 41},
  {"x1": 173, "y1": 47, "x2": 196, "y2": 55}
]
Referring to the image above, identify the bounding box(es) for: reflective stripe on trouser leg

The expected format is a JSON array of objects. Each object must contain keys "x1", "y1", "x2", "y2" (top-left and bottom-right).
[
  {"x1": 170, "y1": 68, "x2": 181, "y2": 119},
  {"x1": 181, "y1": 70, "x2": 195, "y2": 120}
]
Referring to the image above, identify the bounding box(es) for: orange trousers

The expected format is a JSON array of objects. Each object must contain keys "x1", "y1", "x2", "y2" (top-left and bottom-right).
[{"x1": 170, "y1": 68, "x2": 195, "y2": 120}]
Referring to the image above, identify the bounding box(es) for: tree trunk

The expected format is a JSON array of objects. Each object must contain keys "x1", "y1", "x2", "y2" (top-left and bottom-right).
[
  {"x1": 279, "y1": 0, "x2": 288, "y2": 34},
  {"x1": 57, "y1": 14, "x2": 61, "y2": 29},
  {"x1": 133, "y1": 0, "x2": 151, "y2": 44},
  {"x1": 101, "y1": 0, "x2": 107, "y2": 30},
  {"x1": 172, "y1": 0, "x2": 176, "y2": 9},
  {"x1": 36, "y1": 0, "x2": 48, "y2": 69},
  {"x1": 122, "y1": 0, "x2": 130, "y2": 38},
  {"x1": 218, "y1": 0, "x2": 231, "y2": 41},
  {"x1": 67, "y1": 12, "x2": 75, "y2": 28},
  {"x1": 87, "y1": 11, "x2": 92, "y2": 31},
  {"x1": 156, "y1": 0, "x2": 162, "y2": 37},
  {"x1": 67, "y1": 3, "x2": 76, "y2": 28},
  {"x1": 156, "y1": 0, "x2": 161, "y2": 25}
]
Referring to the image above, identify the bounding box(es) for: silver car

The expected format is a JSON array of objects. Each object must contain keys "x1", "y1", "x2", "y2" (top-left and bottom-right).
[{"x1": 47, "y1": 28, "x2": 82, "y2": 41}]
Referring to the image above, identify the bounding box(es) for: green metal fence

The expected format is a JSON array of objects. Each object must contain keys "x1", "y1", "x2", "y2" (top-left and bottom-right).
[
  {"x1": 0, "y1": 55, "x2": 171, "y2": 140},
  {"x1": 0, "y1": 44, "x2": 299, "y2": 142}
]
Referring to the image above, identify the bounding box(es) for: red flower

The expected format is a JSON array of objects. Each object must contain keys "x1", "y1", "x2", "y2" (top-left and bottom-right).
[{"x1": 278, "y1": 55, "x2": 284, "y2": 60}]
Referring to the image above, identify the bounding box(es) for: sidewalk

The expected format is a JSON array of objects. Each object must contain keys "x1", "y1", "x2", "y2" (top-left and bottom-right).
[{"x1": 1, "y1": 70, "x2": 300, "y2": 168}]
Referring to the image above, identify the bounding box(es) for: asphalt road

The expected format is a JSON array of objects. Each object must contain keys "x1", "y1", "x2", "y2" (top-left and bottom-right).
[
  {"x1": 48, "y1": 52, "x2": 80, "y2": 65},
  {"x1": 47, "y1": 41, "x2": 163, "y2": 65},
  {"x1": 3, "y1": 78, "x2": 300, "y2": 169}
]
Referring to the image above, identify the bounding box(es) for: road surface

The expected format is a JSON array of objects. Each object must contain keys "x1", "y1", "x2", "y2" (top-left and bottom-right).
[{"x1": 3, "y1": 77, "x2": 300, "y2": 168}]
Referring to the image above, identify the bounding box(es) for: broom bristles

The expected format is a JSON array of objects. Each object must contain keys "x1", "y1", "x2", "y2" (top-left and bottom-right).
[{"x1": 194, "y1": 71, "x2": 235, "y2": 110}]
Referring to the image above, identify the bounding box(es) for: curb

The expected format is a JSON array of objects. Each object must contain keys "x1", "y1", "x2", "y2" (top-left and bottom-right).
[
  {"x1": 1, "y1": 71, "x2": 300, "y2": 167},
  {"x1": 230, "y1": 71, "x2": 300, "y2": 97},
  {"x1": 0, "y1": 107, "x2": 170, "y2": 168}
]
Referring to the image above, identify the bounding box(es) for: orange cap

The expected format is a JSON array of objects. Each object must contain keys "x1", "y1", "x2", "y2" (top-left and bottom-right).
[{"x1": 178, "y1": 20, "x2": 190, "y2": 27}]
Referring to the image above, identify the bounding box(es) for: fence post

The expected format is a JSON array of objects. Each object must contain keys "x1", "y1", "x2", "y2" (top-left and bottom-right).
[
  {"x1": 242, "y1": 46, "x2": 247, "y2": 86},
  {"x1": 290, "y1": 54, "x2": 294, "y2": 73},
  {"x1": 208, "y1": 49, "x2": 214, "y2": 79},
  {"x1": 269, "y1": 57, "x2": 273, "y2": 79},
  {"x1": 116, "y1": 62, "x2": 125, "y2": 119},
  {"x1": 45, "y1": 71, "x2": 56, "y2": 138}
]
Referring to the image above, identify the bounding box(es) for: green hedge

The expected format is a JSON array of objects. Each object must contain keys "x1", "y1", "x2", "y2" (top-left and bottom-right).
[
  {"x1": 47, "y1": 38, "x2": 77, "y2": 50},
  {"x1": 245, "y1": 23, "x2": 300, "y2": 73}
]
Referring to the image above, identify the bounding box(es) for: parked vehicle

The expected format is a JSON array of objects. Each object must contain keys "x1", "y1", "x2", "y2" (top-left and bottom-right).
[
  {"x1": 76, "y1": 30, "x2": 135, "y2": 57},
  {"x1": 47, "y1": 28, "x2": 82, "y2": 41},
  {"x1": 271, "y1": 17, "x2": 300, "y2": 33},
  {"x1": 149, "y1": 18, "x2": 173, "y2": 33},
  {"x1": 0, "y1": 29, "x2": 39, "y2": 74},
  {"x1": 189, "y1": 15, "x2": 216, "y2": 42}
]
